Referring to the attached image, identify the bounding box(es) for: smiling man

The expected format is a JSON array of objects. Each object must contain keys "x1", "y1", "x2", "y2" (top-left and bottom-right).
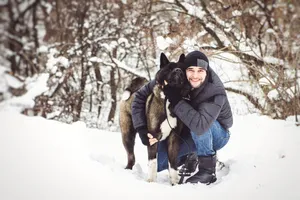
[
  {"x1": 132, "y1": 50, "x2": 233, "y2": 185},
  {"x1": 163, "y1": 50, "x2": 233, "y2": 184},
  {"x1": 186, "y1": 66, "x2": 207, "y2": 88}
]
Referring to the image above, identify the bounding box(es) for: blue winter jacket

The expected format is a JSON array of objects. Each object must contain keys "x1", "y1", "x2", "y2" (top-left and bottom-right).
[{"x1": 132, "y1": 68, "x2": 233, "y2": 135}]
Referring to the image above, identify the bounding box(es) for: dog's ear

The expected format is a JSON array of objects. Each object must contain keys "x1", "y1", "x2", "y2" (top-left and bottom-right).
[
  {"x1": 160, "y1": 53, "x2": 169, "y2": 69},
  {"x1": 178, "y1": 53, "x2": 185, "y2": 63}
]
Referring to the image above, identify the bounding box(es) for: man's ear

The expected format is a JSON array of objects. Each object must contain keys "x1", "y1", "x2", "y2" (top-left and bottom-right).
[
  {"x1": 160, "y1": 53, "x2": 169, "y2": 69},
  {"x1": 178, "y1": 53, "x2": 185, "y2": 63}
]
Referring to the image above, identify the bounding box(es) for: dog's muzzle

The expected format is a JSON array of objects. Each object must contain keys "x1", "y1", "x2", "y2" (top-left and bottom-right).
[{"x1": 168, "y1": 68, "x2": 185, "y2": 87}]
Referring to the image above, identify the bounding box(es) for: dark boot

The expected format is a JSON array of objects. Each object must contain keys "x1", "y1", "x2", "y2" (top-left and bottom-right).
[
  {"x1": 185, "y1": 155, "x2": 217, "y2": 184},
  {"x1": 178, "y1": 153, "x2": 198, "y2": 171}
]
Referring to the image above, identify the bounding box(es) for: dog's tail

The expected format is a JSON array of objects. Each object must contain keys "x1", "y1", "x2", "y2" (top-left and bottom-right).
[{"x1": 122, "y1": 77, "x2": 148, "y2": 101}]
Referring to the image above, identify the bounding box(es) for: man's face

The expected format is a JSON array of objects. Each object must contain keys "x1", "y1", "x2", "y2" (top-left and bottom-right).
[{"x1": 186, "y1": 66, "x2": 207, "y2": 88}]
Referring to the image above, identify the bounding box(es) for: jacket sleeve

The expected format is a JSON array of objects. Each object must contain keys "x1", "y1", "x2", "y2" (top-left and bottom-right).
[
  {"x1": 131, "y1": 80, "x2": 155, "y2": 130},
  {"x1": 173, "y1": 95, "x2": 226, "y2": 135}
]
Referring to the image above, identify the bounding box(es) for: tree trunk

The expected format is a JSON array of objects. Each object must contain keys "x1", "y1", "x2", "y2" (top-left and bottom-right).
[
  {"x1": 107, "y1": 49, "x2": 117, "y2": 123},
  {"x1": 74, "y1": 56, "x2": 87, "y2": 122},
  {"x1": 108, "y1": 68, "x2": 117, "y2": 123}
]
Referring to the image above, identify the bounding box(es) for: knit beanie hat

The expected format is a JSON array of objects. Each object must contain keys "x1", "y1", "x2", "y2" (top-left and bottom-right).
[{"x1": 183, "y1": 51, "x2": 209, "y2": 71}]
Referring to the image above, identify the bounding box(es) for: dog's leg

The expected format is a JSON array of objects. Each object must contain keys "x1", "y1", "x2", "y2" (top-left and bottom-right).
[
  {"x1": 147, "y1": 144, "x2": 158, "y2": 182},
  {"x1": 167, "y1": 134, "x2": 180, "y2": 185},
  {"x1": 122, "y1": 131, "x2": 136, "y2": 169},
  {"x1": 120, "y1": 112, "x2": 136, "y2": 169}
]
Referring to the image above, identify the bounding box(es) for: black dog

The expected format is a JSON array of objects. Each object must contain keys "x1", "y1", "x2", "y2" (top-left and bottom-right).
[{"x1": 119, "y1": 53, "x2": 189, "y2": 185}]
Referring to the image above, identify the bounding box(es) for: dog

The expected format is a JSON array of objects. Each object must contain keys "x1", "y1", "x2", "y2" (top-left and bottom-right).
[{"x1": 119, "y1": 53, "x2": 190, "y2": 185}]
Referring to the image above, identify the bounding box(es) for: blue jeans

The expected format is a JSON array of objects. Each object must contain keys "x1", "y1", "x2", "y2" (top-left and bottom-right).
[{"x1": 157, "y1": 120, "x2": 230, "y2": 172}]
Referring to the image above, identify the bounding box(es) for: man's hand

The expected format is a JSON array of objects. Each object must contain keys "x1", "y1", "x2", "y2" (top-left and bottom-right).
[
  {"x1": 137, "y1": 126, "x2": 158, "y2": 146},
  {"x1": 147, "y1": 133, "x2": 158, "y2": 146}
]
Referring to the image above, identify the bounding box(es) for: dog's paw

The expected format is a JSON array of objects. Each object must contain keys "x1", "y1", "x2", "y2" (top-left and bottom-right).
[
  {"x1": 147, "y1": 177, "x2": 157, "y2": 182},
  {"x1": 147, "y1": 159, "x2": 157, "y2": 182},
  {"x1": 147, "y1": 172, "x2": 157, "y2": 182},
  {"x1": 169, "y1": 168, "x2": 179, "y2": 185}
]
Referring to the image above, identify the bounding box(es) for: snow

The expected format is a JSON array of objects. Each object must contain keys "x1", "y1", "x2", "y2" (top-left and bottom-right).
[
  {"x1": 3, "y1": 73, "x2": 23, "y2": 89},
  {"x1": 156, "y1": 36, "x2": 173, "y2": 50},
  {"x1": 37, "y1": 45, "x2": 48, "y2": 53},
  {"x1": 1, "y1": 43, "x2": 300, "y2": 199},
  {"x1": 0, "y1": 73, "x2": 49, "y2": 112},
  {"x1": 232, "y1": 10, "x2": 242, "y2": 17},
  {"x1": 0, "y1": 0, "x2": 8, "y2": 6},
  {"x1": 46, "y1": 49, "x2": 70, "y2": 71},
  {"x1": 1, "y1": 106, "x2": 300, "y2": 199},
  {"x1": 89, "y1": 57, "x2": 103, "y2": 63},
  {"x1": 112, "y1": 58, "x2": 149, "y2": 79}
]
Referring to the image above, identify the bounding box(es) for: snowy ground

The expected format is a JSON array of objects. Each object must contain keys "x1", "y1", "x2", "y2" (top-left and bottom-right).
[{"x1": 0, "y1": 110, "x2": 299, "y2": 200}]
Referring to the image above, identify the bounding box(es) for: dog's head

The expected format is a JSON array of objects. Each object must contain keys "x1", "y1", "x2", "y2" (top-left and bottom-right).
[
  {"x1": 153, "y1": 53, "x2": 191, "y2": 99},
  {"x1": 155, "y1": 53, "x2": 186, "y2": 89}
]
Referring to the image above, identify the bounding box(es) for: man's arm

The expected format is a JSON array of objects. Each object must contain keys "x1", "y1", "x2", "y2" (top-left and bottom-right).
[
  {"x1": 131, "y1": 80, "x2": 158, "y2": 146},
  {"x1": 131, "y1": 80, "x2": 155, "y2": 129},
  {"x1": 173, "y1": 95, "x2": 226, "y2": 135}
]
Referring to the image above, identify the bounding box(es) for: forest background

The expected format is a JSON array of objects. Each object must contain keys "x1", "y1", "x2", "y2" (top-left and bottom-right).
[{"x1": 1, "y1": 0, "x2": 299, "y2": 129}]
